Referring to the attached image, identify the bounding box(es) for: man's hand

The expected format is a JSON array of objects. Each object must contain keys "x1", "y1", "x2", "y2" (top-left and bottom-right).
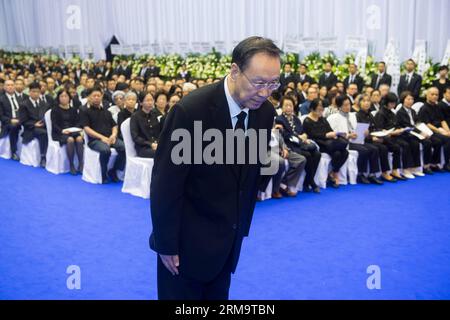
[
  {"x1": 101, "y1": 136, "x2": 111, "y2": 145},
  {"x1": 151, "y1": 142, "x2": 158, "y2": 150},
  {"x1": 348, "y1": 132, "x2": 357, "y2": 140},
  {"x1": 109, "y1": 135, "x2": 117, "y2": 145},
  {"x1": 34, "y1": 120, "x2": 44, "y2": 128},
  {"x1": 160, "y1": 254, "x2": 179, "y2": 276},
  {"x1": 11, "y1": 119, "x2": 19, "y2": 125},
  {"x1": 281, "y1": 148, "x2": 289, "y2": 159},
  {"x1": 62, "y1": 129, "x2": 70, "y2": 135}
]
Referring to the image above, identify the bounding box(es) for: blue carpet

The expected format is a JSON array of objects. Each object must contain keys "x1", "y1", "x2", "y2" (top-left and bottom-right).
[{"x1": 0, "y1": 157, "x2": 449, "y2": 300}]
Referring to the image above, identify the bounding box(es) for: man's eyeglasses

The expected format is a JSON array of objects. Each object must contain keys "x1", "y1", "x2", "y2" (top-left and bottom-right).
[{"x1": 241, "y1": 70, "x2": 280, "y2": 91}]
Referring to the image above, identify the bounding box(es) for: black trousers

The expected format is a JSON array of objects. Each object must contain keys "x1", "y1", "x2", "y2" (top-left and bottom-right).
[
  {"x1": 88, "y1": 139, "x2": 126, "y2": 180},
  {"x1": 137, "y1": 146, "x2": 156, "y2": 158},
  {"x1": 367, "y1": 141, "x2": 390, "y2": 172},
  {"x1": 3, "y1": 123, "x2": 20, "y2": 154},
  {"x1": 318, "y1": 139, "x2": 349, "y2": 173},
  {"x1": 432, "y1": 133, "x2": 450, "y2": 164},
  {"x1": 27, "y1": 127, "x2": 48, "y2": 157},
  {"x1": 298, "y1": 149, "x2": 321, "y2": 188},
  {"x1": 349, "y1": 143, "x2": 380, "y2": 174},
  {"x1": 383, "y1": 137, "x2": 415, "y2": 169},
  {"x1": 157, "y1": 248, "x2": 233, "y2": 300}
]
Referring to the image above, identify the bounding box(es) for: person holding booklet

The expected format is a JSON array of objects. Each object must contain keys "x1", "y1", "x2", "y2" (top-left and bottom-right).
[
  {"x1": 418, "y1": 87, "x2": 450, "y2": 171},
  {"x1": 303, "y1": 98, "x2": 349, "y2": 188},
  {"x1": 51, "y1": 89, "x2": 84, "y2": 175},
  {"x1": 374, "y1": 92, "x2": 416, "y2": 179},
  {"x1": 396, "y1": 91, "x2": 442, "y2": 174},
  {"x1": 356, "y1": 94, "x2": 398, "y2": 182},
  {"x1": 327, "y1": 95, "x2": 383, "y2": 185}
]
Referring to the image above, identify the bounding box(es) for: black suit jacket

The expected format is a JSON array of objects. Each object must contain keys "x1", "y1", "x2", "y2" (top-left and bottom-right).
[
  {"x1": 397, "y1": 73, "x2": 422, "y2": 99},
  {"x1": 280, "y1": 73, "x2": 297, "y2": 88},
  {"x1": 318, "y1": 72, "x2": 338, "y2": 90},
  {"x1": 115, "y1": 66, "x2": 132, "y2": 79},
  {"x1": 370, "y1": 73, "x2": 392, "y2": 89},
  {"x1": 297, "y1": 74, "x2": 315, "y2": 85},
  {"x1": 396, "y1": 106, "x2": 420, "y2": 132},
  {"x1": 0, "y1": 94, "x2": 21, "y2": 137},
  {"x1": 19, "y1": 99, "x2": 50, "y2": 143},
  {"x1": 344, "y1": 74, "x2": 365, "y2": 93},
  {"x1": 149, "y1": 79, "x2": 274, "y2": 282}
]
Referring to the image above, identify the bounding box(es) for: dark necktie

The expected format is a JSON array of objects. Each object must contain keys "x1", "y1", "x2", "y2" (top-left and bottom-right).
[
  {"x1": 234, "y1": 111, "x2": 247, "y2": 131},
  {"x1": 234, "y1": 111, "x2": 247, "y2": 176},
  {"x1": 11, "y1": 96, "x2": 19, "y2": 112}
]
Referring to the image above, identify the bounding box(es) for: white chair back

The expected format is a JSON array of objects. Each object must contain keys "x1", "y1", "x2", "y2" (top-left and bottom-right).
[
  {"x1": 44, "y1": 109, "x2": 55, "y2": 142},
  {"x1": 412, "y1": 102, "x2": 424, "y2": 114},
  {"x1": 121, "y1": 118, "x2": 137, "y2": 157}
]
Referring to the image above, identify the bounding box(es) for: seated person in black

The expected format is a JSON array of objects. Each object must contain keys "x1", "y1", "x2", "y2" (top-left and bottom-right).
[
  {"x1": 302, "y1": 98, "x2": 349, "y2": 188},
  {"x1": 374, "y1": 92, "x2": 414, "y2": 180},
  {"x1": 397, "y1": 91, "x2": 442, "y2": 174},
  {"x1": 275, "y1": 96, "x2": 321, "y2": 193},
  {"x1": 18, "y1": 81, "x2": 50, "y2": 168},
  {"x1": 130, "y1": 93, "x2": 161, "y2": 158},
  {"x1": 117, "y1": 91, "x2": 138, "y2": 139},
  {"x1": 418, "y1": 87, "x2": 450, "y2": 171},
  {"x1": 79, "y1": 86, "x2": 126, "y2": 184},
  {"x1": 356, "y1": 94, "x2": 397, "y2": 182},
  {"x1": 0, "y1": 79, "x2": 21, "y2": 160},
  {"x1": 51, "y1": 89, "x2": 84, "y2": 175}
]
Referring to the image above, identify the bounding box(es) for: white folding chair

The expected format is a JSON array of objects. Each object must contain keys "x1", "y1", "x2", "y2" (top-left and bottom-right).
[
  {"x1": 120, "y1": 118, "x2": 154, "y2": 199},
  {"x1": 44, "y1": 109, "x2": 74, "y2": 174},
  {"x1": 82, "y1": 130, "x2": 118, "y2": 184},
  {"x1": 0, "y1": 134, "x2": 12, "y2": 159},
  {"x1": 19, "y1": 126, "x2": 41, "y2": 168}
]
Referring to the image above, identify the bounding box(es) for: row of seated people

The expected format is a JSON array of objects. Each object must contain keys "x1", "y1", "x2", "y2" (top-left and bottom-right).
[
  {"x1": 0, "y1": 82, "x2": 177, "y2": 184},
  {"x1": 258, "y1": 86, "x2": 450, "y2": 199}
]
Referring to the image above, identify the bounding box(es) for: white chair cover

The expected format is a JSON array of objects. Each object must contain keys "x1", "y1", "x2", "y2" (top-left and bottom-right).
[{"x1": 120, "y1": 118, "x2": 154, "y2": 199}]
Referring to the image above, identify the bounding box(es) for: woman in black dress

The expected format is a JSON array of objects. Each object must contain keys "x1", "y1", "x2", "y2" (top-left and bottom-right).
[
  {"x1": 303, "y1": 98, "x2": 349, "y2": 188},
  {"x1": 51, "y1": 89, "x2": 84, "y2": 175}
]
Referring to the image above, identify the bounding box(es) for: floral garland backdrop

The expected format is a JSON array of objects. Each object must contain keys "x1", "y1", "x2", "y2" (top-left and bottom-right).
[{"x1": 1, "y1": 49, "x2": 447, "y2": 97}]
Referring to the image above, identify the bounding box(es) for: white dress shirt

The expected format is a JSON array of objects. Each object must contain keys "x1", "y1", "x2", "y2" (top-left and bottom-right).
[{"x1": 224, "y1": 76, "x2": 249, "y2": 130}]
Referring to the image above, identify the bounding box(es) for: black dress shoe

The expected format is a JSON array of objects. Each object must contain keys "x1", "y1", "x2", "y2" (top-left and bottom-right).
[
  {"x1": 392, "y1": 174, "x2": 406, "y2": 181},
  {"x1": 357, "y1": 175, "x2": 371, "y2": 184},
  {"x1": 431, "y1": 166, "x2": 444, "y2": 173},
  {"x1": 11, "y1": 153, "x2": 20, "y2": 161},
  {"x1": 40, "y1": 158, "x2": 46, "y2": 168},
  {"x1": 303, "y1": 185, "x2": 312, "y2": 193},
  {"x1": 107, "y1": 169, "x2": 119, "y2": 182},
  {"x1": 102, "y1": 178, "x2": 109, "y2": 184},
  {"x1": 313, "y1": 186, "x2": 321, "y2": 193},
  {"x1": 423, "y1": 167, "x2": 434, "y2": 175},
  {"x1": 368, "y1": 176, "x2": 384, "y2": 185}
]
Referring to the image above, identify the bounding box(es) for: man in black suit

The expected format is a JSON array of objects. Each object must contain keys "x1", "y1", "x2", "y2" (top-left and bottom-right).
[
  {"x1": 94, "y1": 60, "x2": 107, "y2": 77},
  {"x1": 343, "y1": 63, "x2": 364, "y2": 93},
  {"x1": 115, "y1": 59, "x2": 132, "y2": 79},
  {"x1": 150, "y1": 36, "x2": 280, "y2": 300},
  {"x1": 38, "y1": 80, "x2": 56, "y2": 108},
  {"x1": 318, "y1": 61, "x2": 338, "y2": 90},
  {"x1": 296, "y1": 63, "x2": 315, "y2": 85},
  {"x1": 139, "y1": 58, "x2": 160, "y2": 83},
  {"x1": 397, "y1": 59, "x2": 422, "y2": 100},
  {"x1": 438, "y1": 87, "x2": 450, "y2": 125},
  {"x1": 14, "y1": 79, "x2": 29, "y2": 104},
  {"x1": 280, "y1": 62, "x2": 297, "y2": 89},
  {"x1": 371, "y1": 61, "x2": 392, "y2": 89},
  {"x1": 19, "y1": 82, "x2": 50, "y2": 167},
  {"x1": 176, "y1": 64, "x2": 192, "y2": 82},
  {"x1": 0, "y1": 80, "x2": 22, "y2": 160}
]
